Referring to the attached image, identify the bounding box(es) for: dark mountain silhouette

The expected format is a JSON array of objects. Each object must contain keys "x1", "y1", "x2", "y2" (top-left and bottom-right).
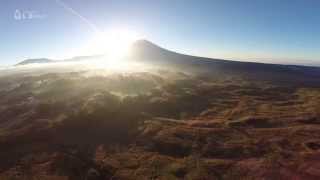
[{"x1": 130, "y1": 40, "x2": 320, "y2": 85}]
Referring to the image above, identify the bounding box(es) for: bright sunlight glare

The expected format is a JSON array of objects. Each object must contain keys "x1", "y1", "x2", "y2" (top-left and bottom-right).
[
  {"x1": 76, "y1": 28, "x2": 143, "y2": 70},
  {"x1": 70, "y1": 28, "x2": 146, "y2": 72},
  {"x1": 84, "y1": 28, "x2": 141, "y2": 58}
]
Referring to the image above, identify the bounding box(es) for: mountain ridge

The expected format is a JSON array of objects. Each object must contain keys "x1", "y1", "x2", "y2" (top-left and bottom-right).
[
  {"x1": 16, "y1": 39, "x2": 319, "y2": 69},
  {"x1": 14, "y1": 40, "x2": 320, "y2": 84}
]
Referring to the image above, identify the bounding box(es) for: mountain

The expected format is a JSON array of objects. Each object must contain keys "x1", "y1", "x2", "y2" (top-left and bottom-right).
[
  {"x1": 15, "y1": 40, "x2": 320, "y2": 85},
  {"x1": 130, "y1": 40, "x2": 320, "y2": 85},
  {"x1": 131, "y1": 40, "x2": 318, "y2": 73}
]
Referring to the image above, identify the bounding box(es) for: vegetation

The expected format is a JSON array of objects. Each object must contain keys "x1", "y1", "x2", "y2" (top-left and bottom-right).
[{"x1": 0, "y1": 68, "x2": 320, "y2": 179}]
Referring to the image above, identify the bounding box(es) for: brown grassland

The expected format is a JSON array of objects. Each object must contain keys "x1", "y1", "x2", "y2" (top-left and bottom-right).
[{"x1": 0, "y1": 67, "x2": 320, "y2": 179}]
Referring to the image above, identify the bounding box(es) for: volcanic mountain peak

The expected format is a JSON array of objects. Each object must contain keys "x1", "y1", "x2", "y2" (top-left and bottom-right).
[
  {"x1": 131, "y1": 39, "x2": 162, "y2": 50},
  {"x1": 130, "y1": 39, "x2": 168, "y2": 55}
]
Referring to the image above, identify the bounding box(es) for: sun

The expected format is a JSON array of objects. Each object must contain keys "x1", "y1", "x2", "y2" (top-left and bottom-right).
[
  {"x1": 77, "y1": 28, "x2": 143, "y2": 71},
  {"x1": 85, "y1": 28, "x2": 141, "y2": 59}
]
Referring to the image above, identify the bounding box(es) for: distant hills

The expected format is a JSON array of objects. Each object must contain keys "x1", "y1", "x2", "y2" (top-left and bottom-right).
[
  {"x1": 15, "y1": 55, "x2": 104, "y2": 66},
  {"x1": 16, "y1": 58, "x2": 54, "y2": 65}
]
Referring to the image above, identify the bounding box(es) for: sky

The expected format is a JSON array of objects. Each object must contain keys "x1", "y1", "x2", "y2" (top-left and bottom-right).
[{"x1": 0, "y1": 0, "x2": 320, "y2": 66}]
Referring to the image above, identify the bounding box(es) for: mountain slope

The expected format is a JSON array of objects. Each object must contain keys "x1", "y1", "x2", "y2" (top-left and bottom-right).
[{"x1": 130, "y1": 40, "x2": 320, "y2": 85}]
